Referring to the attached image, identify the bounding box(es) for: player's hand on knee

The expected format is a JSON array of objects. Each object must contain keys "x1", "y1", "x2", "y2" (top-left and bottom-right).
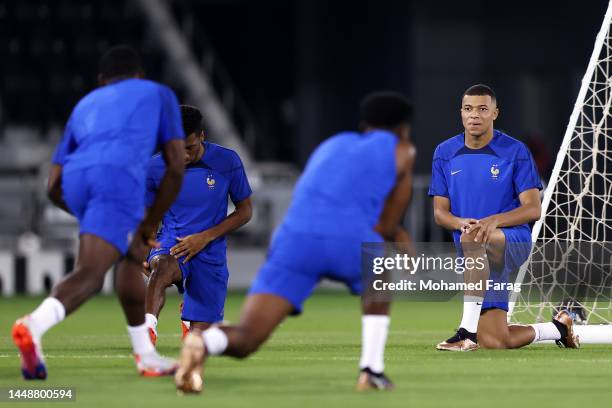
[
  {"x1": 472, "y1": 216, "x2": 500, "y2": 245},
  {"x1": 458, "y1": 218, "x2": 478, "y2": 233},
  {"x1": 170, "y1": 232, "x2": 213, "y2": 263}
]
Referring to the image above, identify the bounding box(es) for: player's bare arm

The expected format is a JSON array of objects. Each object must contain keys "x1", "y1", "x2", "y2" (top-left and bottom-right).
[
  {"x1": 139, "y1": 139, "x2": 185, "y2": 245},
  {"x1": 374, "y1": 140, "x2": 416, "y2": 242},
  {"x1": 432, "y1": 195, "x2": 478, "y2": 232},
  {"x1": 141, "y1": 217, "x2": 162, "y2": 278},
  {"x1": 46, "y1": 164, "x2": 71, "y2": 214},
  {"x1": 170, "y1": 197, "x2": 253, "y2": 263}
]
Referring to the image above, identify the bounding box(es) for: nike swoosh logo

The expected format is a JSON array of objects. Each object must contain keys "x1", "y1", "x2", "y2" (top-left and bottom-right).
[
  {"x1": 476, "y1": 302, "x2": 482, "y2": 306},
  {"x1": 451, "y1": 170, "x2": 462, "y2": 175}
]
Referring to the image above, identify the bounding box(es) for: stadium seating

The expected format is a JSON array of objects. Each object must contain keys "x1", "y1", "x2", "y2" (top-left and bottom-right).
[
  {"x1": 0, "y1": 0, "x2": 169, "y2": 131},
  {"x1": 0, "y1": 0, "x2": 173, "y2": 247}
]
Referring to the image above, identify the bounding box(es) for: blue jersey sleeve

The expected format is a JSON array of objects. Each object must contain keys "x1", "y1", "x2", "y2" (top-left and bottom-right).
[
  {"x1": 157, "y1": 86, "x2": 185, "y2": 146},
  {"x1": 52, "y1": 120, "x2": 77, "y2": 165},
  {"x1": 228, "y1": 153, "x2": 252, "y2": 203},
  {"x1": 513, "y1": 144, "x2": 543, "y2": 195},
  {"x1": 428, "y1": 146, "x2": 448, "y2": 197}
]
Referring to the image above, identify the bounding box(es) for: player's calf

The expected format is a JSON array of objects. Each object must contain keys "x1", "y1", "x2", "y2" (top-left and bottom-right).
[
  {"x1": 437, "y1": 232, "x2": 486, "y2": 351},
  {"x1": 144, "y1": 255, "x2": 182, "y2": 344},
  {"x1": 220, "y1": 325, "x2": 266, "y2": 358},
  {"x1": 477, "y1": 333, "x2": 511, "y2": 349},
  {"x1": 358, "y1": 302, "x2": 393, "y2": 388}
]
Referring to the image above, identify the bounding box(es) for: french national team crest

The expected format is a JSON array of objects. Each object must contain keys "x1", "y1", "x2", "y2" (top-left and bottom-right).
[
  {"x1": 206, "y1": 174, "x2": 216, "y2": 189},
  {"x1": 490, "y1": 164, "x2": 500, "y2": 179}
]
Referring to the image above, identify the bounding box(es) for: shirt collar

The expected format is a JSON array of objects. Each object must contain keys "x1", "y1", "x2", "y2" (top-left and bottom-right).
[{"x1": 451, "y1": 129, "x2": 502, "y2": 157}]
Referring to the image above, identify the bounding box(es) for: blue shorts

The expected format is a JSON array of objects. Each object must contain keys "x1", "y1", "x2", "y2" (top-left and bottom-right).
[
  {"x1": 481, "y1": 226, "x2": 532, "y2": 312},
  {"x1": 248, "y1": 225, "x2": 384, "y2": 314},
  {"x1": 62, "y1": 167, "x2": 144, "y2": 255},
  {"x1": 149, "y1": 248, "x2": 228, "y2": 324}
]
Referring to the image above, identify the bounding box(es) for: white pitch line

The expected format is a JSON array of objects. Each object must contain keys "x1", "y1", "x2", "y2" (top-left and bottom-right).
[
  {"x1": 0, "y1": 354, "x2": 132, "y2": 359},
  {"x1": 0, "y1": 354, "x2": 360, "y2": 361}
]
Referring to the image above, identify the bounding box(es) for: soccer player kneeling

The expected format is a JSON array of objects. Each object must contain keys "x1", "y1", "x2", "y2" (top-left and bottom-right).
[
  {"x1": 142, "y1": 105, "x2": 252, "y2": 345},
  {"x1": 429, "y1": 84, "x2": 579, "y2": 351}
]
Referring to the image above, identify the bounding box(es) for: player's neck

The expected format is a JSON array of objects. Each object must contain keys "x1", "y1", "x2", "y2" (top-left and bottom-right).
[
  {"x1": 464, "y1": 128, "x2": 494, "y2": 149},
  {"x1": 195, "y1": 143, "x2": 206, "y2": 162}
]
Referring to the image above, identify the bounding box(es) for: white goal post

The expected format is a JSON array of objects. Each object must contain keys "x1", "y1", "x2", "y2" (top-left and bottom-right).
[{"x1": 508, "y1": 0, "x2": 612, "y2": 343}]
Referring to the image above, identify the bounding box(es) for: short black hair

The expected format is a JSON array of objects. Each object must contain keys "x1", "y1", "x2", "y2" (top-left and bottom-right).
[
  {"x1": 360, "y1": 91, "x2": 413, "y2": 129},
  {"x1": 98, "y1": 45, "x2": 143, "y2": 80},
  {"x1": 180, "y1": 105, "x2": 203, "y2": 136},
  {"x1": 463, "y1": 84, "x2": 497, "y2": 104}
]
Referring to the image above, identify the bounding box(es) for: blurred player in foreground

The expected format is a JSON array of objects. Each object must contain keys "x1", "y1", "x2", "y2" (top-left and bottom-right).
[
  {"x1": 429, "y1": 84, "x2": 579, "y2": 351},
  {"x1": 143, "y1": 105, "x2": 252, "y2": 344},
  {"x1": 12, "y1": 45, "x2": 185, "y2": 379},
  {"x1": 174, "y1": 91, "x2": 416, "y2": 393}
]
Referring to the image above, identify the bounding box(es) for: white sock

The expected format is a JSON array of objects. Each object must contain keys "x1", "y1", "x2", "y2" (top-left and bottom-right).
[
  {"x1": 529, "y1": 322, "x2": 561, "y2": 343},
  {"x1": 127, "y1": 323, "x2": 155, "y2": 355},
  {"x1": 359, "y1": 315, "x2": 390, "y2": 374},
  {"x1": 459, "y1": 296, "x2": 483, "y2": 333},
  {"x1": 202, "y1": 326, "x2": 228, "y2": 355},
  {"x1": 145, "y1": 313, "x2": 158, "y2": 329},
  {"x1": 28, "y1": 297, "x2": 66, "y2": 339}
]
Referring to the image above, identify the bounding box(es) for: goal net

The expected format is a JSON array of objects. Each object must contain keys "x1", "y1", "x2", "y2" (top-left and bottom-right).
[{"x1": 509, "y1": 1, "x2": 612, "y2": 342}]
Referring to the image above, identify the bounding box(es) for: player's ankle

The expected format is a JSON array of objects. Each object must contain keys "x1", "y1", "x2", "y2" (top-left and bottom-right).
[
  {"x1": 29, "y1": 297, "x2": 66, "y2": 339},
  {"x1": 145, "y1": 313, "x2": 158, "y2": 329},
  {"x1": 128, "y1": 323, "x2": 155, "y2": 355},
  {"x1": 458, "y1": 327, "x2": 478, "y2": 343},
  {"x1": 360, "y1": 367, "x2": 383, "y2": 376},
  {"x1": 202, "y1": 326, "x2": 228, "y2": 355},
  {"x1": 551, "y1": 318, "x2": 568, "y2": 339}
]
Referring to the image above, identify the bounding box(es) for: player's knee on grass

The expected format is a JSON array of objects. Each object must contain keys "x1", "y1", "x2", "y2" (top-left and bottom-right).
[
  {"x1": 477, "y1": 310, "x2": 512, "y2": 349},
  {"x1": 477, "y1": 333, "x2": 512, "y2": 349},
  {"x1": 149, "y1": 255, "x2": 181, "y2": 287}
]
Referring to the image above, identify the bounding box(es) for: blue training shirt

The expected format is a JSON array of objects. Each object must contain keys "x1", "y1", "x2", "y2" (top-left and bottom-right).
[
  {"x1": 428, "y1": 130, "x2": 542, "y2": 239},
  {"x1": 145, "y1": 141, "x2": 252, "y2": 265},
  {"x1": 51, "y1": 78, "x2": 184, "y2": 185},
  {"x1": 282, "y1": 130, "x2": 398, "y2": 236}
]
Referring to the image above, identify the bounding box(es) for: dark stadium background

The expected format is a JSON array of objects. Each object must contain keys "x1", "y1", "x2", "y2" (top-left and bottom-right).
[{"x1": 0, "y1": 0, "x2": 608, "y2": 294}]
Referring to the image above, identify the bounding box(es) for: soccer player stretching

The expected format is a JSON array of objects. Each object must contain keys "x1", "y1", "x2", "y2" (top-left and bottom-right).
[
  {"x1": 143, "y1": 105, "x2": 252, "y2": 344},
  {"x1": 174, "y1": 92, "x2": 416, "y2": 393},
  {"x1": 429, "y1": 84, "x2": 579, "y2": 351},
  {"x1": 12, "y1": 46, "x2": 186, "y2": 379}
]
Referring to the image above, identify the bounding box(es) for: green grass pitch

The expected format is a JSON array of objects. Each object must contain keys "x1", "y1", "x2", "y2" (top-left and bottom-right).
[{"x1": 1, "y1": 292, "x2": 610, "y2": 408}]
